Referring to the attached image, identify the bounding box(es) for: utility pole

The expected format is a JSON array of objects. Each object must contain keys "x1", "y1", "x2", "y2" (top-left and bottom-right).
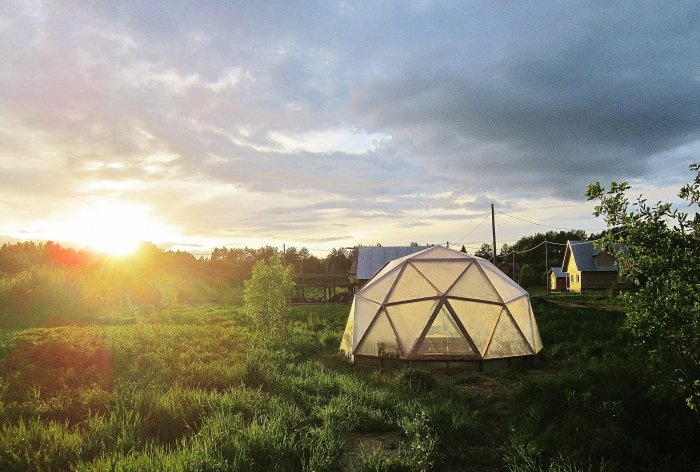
[
  {"x1": 545, "y1": 241, "x2": 549, "y2": 292},
  {"x1": 491, "y1": 203, "x2": 497, "y2": 264}
]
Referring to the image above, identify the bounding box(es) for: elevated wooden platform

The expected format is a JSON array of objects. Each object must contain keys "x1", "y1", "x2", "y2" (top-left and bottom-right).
[{"x1": 291, "y1": 273, "x2": 353, "y2": 303}]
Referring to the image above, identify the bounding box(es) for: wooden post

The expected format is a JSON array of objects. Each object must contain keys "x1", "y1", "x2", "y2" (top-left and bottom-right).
[
  {"x1": 545, "y1": 241, "x2": 549, "y2": 292},
  {"x1": 491, "y1": 204, "x2": 497, "y2": 264}
]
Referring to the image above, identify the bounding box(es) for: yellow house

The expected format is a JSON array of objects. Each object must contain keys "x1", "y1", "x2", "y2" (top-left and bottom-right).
[{"x1": 562, "y1": 240, "x2": 625, "y2": 293}]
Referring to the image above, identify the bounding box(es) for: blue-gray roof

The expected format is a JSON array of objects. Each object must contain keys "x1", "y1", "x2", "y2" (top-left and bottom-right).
[
  {"x1": 549, "y1": 267, "x2": 567, "y2": 277},
  {"x1": 356, "y1": 246, "x2": 432, "y2": 280},
  {"x1": 564, "y1": 240, "x2": 619, "y2": 272}
]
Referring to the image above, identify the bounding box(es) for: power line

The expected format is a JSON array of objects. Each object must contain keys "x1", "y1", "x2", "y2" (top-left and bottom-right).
[
  {"x1": 494, "y1": 209, "x2": 607, "y2": 232},
  {"x1": 453, "y1": 212, "x2": 491, "y2": 244},
  {"x1": 498, "y1": 230, "x2": 625, "y2": 257},
  {"x1": 503, "y1": 240, "x2": 547, "y2": 255}
]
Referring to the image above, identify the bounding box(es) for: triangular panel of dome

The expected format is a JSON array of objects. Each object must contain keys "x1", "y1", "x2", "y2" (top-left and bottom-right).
[
  {"x1": 448, "y1": 299, "x2": 502, "y2": 357},
  {"x1": 446, "y1": 262, "x2": 501, "y2": 303},
  {"x1": 483, "y1": 310, "x2": 533, "y2": 358},
  {"x1": 530, "y1": 310, "x2": 544, "y2": 353},
  {"x1": 385, "y1": 299, "x2": 438, "y2": 356},
  {"x1": 412, "y1": 304, "x2": 476, "y2": 357},
  {"x1": 479, "y1": 262, "x2": 526, "y2": 303},
  {"x1": 355, "y1": 309, "x2": 401, "y2": 358},
  {"x1": 352, "y1": 296, "x2": 382, "y2": 350},
  {"x1": 506, "y1": 295, "x2": 536, "y2": 349},
  {"x1": 340, "y1": 298, "x2": 356, "y2": 353},
  {"x1": 360, "y1": 266, "x2": 401, "y2": 304},
  {"x1": 411, "y1": 260, "x2": 468, "y2": 295},
  {"x1": 411, "y1": 245, "x2": 468, "y2": 260},
  {"x1": 387, "y1": 262, "x2": 440, "y2": 303}
]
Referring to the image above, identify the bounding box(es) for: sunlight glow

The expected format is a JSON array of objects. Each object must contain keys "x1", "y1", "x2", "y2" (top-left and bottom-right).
[{"x1": 51, "y1": 202, "x2": 175, "y2": 256}]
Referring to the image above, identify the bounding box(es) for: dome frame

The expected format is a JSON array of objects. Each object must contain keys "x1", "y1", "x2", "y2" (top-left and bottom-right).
[{"x1": 340, "y1": 246, "x2": 543, "y2": 366}]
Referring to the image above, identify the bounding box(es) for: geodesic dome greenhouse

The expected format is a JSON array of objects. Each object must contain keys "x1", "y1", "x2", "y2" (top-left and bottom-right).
[{"x1": 340, "y1": 246, "x2": 542, "y2": 365}]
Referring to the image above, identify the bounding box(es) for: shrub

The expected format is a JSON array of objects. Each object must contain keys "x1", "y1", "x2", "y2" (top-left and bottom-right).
[
  {"x1": 587, "y1": 164, "x2": 700, "y2": 413},
  {"x1": 243, "y1": 255, "x2": 294, "y2": 342}
]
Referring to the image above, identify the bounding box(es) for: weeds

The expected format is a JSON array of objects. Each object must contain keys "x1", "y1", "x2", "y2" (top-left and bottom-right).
[{"x1": 0, "y1": 302, "x2": 698, "y2": 471}]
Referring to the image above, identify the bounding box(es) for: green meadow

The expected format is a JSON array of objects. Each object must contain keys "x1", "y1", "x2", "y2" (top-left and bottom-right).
[{"x1": 1, "y1": 297, "x2": 698, "y2": 472}]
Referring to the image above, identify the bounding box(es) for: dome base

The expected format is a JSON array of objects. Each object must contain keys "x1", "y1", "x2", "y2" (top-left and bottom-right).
[{"x1": 351, "y1": 353, "x2": 538, "y2": 371}]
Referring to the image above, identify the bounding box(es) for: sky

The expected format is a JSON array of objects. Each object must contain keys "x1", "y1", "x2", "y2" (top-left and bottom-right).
[{"x1": 1, "y1": 1, "x2": 699, "y2": 256}]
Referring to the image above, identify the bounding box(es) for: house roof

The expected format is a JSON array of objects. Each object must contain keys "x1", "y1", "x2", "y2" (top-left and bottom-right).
[
  {"x1": 355, "y1": 246, "x2": 432, "y2": 280},
  {"x1": 563, "y1": 240, "x2": 619, "y2": 272},
  {"x1": 549, "y1": 267, "x2": 567, "y2": 277}
]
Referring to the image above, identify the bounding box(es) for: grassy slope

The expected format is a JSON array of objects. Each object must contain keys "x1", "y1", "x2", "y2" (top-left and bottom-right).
[{"x1": 0, "y1": 300, "x2": 698, "y2": 471}]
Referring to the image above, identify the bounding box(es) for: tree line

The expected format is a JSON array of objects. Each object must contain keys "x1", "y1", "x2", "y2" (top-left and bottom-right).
[
  {"x1": 467, "y1": 229, "x2": 591, "y2": 286},
  {"x1": 0, "y1": 241, "x2": 352, "y2": 327},
  {"x1": 0, "y1": 229, "x2": 607, "y2": 326}
]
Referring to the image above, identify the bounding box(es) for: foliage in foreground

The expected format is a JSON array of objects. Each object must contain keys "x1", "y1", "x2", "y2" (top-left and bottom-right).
[
  {"x1": 0, "y1": 302, "x2": 698, "y2": 471},
  {"x1": 505, "y1": 302, "x2": 700, "y2": 471},
  {"x1": 587, "y1": 162, "x2": 700, "y2": 413}
]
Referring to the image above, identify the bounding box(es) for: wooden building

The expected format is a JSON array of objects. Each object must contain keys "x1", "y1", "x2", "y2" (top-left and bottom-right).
[
  {"x1": 548, "y1": 267, "x2": 568, "y2": 291},
  {"x1": 562, "y1": 240, "x2": 627, "y2": 293},
  {"x1": 291, "y1": 273, "x2": 353, "y2": 303}
]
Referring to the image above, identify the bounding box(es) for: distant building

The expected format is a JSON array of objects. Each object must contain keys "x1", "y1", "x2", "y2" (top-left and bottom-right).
[
  {"x1": 497, "y1": 261, "x2": 520, "y2": 280},
  {"x1": 548, "y1": 267, "x2": 568, "y2": 292},
  {"x1": 562, "y1": 240, "x2": 628, "y2": 293}
]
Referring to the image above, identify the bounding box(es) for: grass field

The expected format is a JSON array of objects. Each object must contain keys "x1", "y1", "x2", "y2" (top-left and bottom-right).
[{"x1": 0, "y1": 297, "x2": 698, "y2": 471}]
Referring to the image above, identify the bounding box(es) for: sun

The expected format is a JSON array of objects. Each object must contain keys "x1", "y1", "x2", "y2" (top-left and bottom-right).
[{"x1": 55, "y1": 202, "x2": 174, "y2": 256}]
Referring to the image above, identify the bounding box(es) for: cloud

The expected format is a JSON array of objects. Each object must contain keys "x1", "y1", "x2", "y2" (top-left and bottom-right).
[
  {"x1": 1, "y1": 1, "x2": 699, "y2": 251},
  {"x1": 349, "y1": 2, "x2": 700, "y2": 194},
  {"x1": 267, "y1": 128, "x2": 391, "y2": 154}
]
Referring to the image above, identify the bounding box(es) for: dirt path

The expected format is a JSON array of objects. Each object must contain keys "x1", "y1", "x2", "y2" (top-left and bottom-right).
[{"x1": 537, "y1": 296, "x2": 625, "y2": 312}]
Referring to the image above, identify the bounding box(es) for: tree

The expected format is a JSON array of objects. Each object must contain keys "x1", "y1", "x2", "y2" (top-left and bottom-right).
[
  {"x1": 326, "y1": 248, "x2": 351, "y2": 274},
  {"x1": 474, "y1": 243, "x2": 492, "y2": 260},
  {"x1": 586, "y1": 163, "x2": 700, "y2": 414},
  {"x1": 283, "y1": 246, "x2": 310, "y2": 273},
  {"x1": 518, "y1": 264, "x2": 538, "y2": 288},
  {"x1": 242, "y1": 254, "x2": 294, "y2": 341}
]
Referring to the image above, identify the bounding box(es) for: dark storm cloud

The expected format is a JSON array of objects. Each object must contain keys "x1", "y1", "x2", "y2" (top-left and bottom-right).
[{"x1": 350, "y1": 1, "x2": 700, "y2": 195}]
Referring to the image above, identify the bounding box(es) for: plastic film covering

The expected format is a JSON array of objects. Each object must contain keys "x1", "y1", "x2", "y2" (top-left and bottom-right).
[
  {"x1": 355, "y1": 310, "x2": 401, "y2": 358},
  {"x1": 360, "y1": 266, "x2": 401, "y2": 304},
  {"x1": 447, "y1": 263, "x2": 501, "y2": 302},
  {"x1": 449, "y1": 299, "x2": 502, "y2": 357},
  {"x1": 352, "y1": 297, "x2": 382, "y2": 350},
  {"x1": 484, "y1": 310, "x2": 533, "y2": 358},
  {"x1": 506, "y1": 296, "x2": 536, "y2": 350},
  {"x1": 387, "y1": 263, "x2": 439, "y2": 303},
  {"x1": 530, "y1": 309, "x2": 544, "y2": 353},
  {"x1": 413, "y1": 305, "x2": 475, "y2": 357},
  {"x1": 412, "y1": 245, "x2": 466, "y2": 259},
  {"x1": 479, "y1": 261, "x2": 526, "y2": 303},
  {"x1": 385, "y1": 299, "x2": 438, "y2": 356},
  {"x1": 411, "y1": 260, "x2": 467, "y2": 295},
  {"x1": 340, "y1": 298, "x2": 356, "y2": 353}
]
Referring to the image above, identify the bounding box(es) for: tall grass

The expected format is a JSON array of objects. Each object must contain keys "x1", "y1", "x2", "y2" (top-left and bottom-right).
[
  {"x1": 504, "y1": 301, "x2": 700, "y2": 471},
  {"x1": 0, "y1": 301, "x2": 698, "y2": 471}
]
